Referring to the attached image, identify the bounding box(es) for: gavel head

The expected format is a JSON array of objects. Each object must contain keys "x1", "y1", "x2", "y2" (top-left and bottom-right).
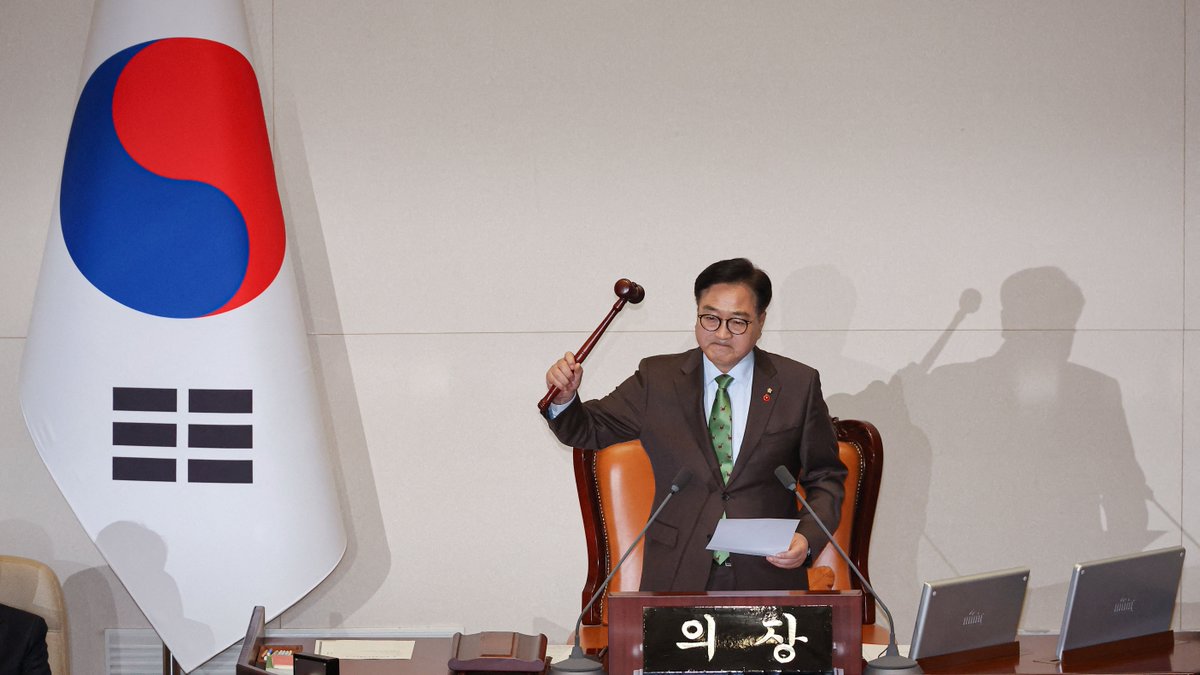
[{"x1": 614, "y1": 278, "x2": 645, "y2": 304}]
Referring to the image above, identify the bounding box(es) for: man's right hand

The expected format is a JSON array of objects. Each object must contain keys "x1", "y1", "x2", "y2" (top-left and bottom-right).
[{"x1": 545, "y1": 351, "x2": 583, "y2": 405}]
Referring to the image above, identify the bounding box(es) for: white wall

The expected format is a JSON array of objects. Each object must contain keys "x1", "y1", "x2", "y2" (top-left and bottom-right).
[{"x1": 2, "y1": 1, "x2": 1198, "y2": 669}]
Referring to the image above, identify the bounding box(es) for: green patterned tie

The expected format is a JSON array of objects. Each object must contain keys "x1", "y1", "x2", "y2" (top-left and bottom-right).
[{"x1": 709, "y1": 374, "x2": 733, "y2": 564}]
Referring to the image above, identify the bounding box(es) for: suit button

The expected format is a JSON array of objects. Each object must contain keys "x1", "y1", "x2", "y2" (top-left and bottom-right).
[{"x1": 722, "y1": 493, "x2": 731, "y2": 501}]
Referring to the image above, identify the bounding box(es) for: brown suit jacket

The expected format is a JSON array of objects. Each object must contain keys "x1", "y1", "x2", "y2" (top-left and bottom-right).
[{"x1": 548, "y1": 347, "x2": 846, "y2": 592}]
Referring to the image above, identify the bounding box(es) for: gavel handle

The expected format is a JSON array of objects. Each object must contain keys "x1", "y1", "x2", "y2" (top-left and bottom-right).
[{"x1": 538, "y1": 297, "x2": 629, "y2": 412}]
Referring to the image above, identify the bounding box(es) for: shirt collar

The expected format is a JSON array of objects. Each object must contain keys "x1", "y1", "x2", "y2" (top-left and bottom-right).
[{"x1": 701, "y1": 349, "x2": 755, "y2": 387}]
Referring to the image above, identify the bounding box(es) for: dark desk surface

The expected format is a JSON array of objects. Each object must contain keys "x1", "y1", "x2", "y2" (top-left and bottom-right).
[{"x1": 265, "y1": 632, "x2": 1200, "y2": 675}]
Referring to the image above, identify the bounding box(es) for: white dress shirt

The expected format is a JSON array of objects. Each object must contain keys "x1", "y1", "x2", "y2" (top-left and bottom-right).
[{"x1": 701, "y1": 351, "x2": 755, "y2": 462}]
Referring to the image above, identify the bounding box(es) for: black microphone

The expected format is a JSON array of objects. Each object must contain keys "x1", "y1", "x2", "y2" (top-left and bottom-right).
[
  {"x1": 774, "y1": 465, "x2": 922, "y2": 675},
  {"x1": 551, "y1": 467, "x2": 692, "y2": 674}
]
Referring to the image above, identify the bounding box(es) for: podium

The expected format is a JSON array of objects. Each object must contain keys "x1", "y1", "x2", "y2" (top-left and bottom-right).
[
  {"x1": 607, "y1": 590, "x2": 864, "y2": 675},
  {"x1": 229, "y1": 604, "x2": 1200, "y2": 675}
]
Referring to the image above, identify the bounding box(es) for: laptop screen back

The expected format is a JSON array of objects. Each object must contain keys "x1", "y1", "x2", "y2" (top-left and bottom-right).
[
  {"x1": 1056, "y1": 546, "x2": 1185, "y2": 659},
  {"x1": 909, "y1": 567, "x2": 1029, "y2": 660}
]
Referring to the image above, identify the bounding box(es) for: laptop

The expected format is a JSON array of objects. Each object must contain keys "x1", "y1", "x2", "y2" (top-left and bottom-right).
[
  {"x1": 1056, "y1": 546, "x2": 1185, "y2": 659},
  {"x1": 908, "y1": 567, "x2": 1030, "y2": 660}
]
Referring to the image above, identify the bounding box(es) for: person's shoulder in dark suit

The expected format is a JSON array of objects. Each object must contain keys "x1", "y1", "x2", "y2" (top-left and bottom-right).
[
  {"x1": 0, "y1": 603, "x2": 52, "y2": 675},
  {"x1": 755, "y1": 347, "x2": 818, "y2": 376},
  {"x1": 635, "y1": 348, "x2": 698, "y2": 373}
]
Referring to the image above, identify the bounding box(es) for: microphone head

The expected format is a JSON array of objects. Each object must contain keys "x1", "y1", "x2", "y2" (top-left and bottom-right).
[
  {"x1": 959, "y1": 288, "x2": 982, "y2": 314},
  {"x1": 670, "y1": 467, "x2": 692, "y2": 493},
  {"x1": 774, "y1": 465, "x2": 797, "y2": 491}
]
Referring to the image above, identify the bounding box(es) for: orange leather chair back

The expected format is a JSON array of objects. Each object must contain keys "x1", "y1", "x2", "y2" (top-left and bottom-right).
[
  {"x1": 802, "y1": 438, "x2": 865, "y2": 590},
  {"x1": 593, "y1": 441, "x2": 654, "y2": 598}
]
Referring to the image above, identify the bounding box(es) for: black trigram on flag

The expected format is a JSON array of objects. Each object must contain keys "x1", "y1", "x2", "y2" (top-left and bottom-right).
[{"x1": 112, "y1": 387, "x2": 253, "y2": 483}]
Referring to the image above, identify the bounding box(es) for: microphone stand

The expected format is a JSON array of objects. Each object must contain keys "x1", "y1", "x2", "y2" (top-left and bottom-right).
[
  {"x1": 551, "y1": 469, "x2": 691, "y2": 674},
  {"x1": 774, "y1": 467, "x2": 922, "y2": 675}
]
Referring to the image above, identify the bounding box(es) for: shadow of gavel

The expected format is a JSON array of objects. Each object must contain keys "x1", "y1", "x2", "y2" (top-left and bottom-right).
[
  {"x1": 537, "y1": 278, "x2": 645, "y2": 412},
  {"x1": 917, "y1": 288, "x2": 981, "y2": 374}
]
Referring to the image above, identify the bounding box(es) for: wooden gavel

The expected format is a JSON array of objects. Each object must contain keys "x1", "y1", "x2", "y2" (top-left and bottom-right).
[{"x1": 537, "y1": 278, "x2": 645, "y2": 412}]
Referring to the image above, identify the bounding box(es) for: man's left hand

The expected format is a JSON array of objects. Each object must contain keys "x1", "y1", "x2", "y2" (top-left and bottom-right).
[{"x1": 765, "y1": 533, "x2": 809, "y2": 569}]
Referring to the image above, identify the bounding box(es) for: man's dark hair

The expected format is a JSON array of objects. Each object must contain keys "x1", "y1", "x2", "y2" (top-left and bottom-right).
[{"x1": 694, "y1": 258, "x2": 772, "y2": 314}]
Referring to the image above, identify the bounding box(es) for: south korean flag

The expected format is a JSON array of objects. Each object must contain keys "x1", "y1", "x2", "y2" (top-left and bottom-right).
[{"x1": 19, "y1": 1, "x2": 345, "y2": 670}]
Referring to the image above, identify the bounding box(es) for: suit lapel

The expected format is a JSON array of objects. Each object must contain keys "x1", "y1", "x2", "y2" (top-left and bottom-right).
[
  {"x1": 675, "y1": 349, "x2": 723, "y2": 482},
  {"x1": 729, "y1": 348, "x2": 778, "y2": 484}
]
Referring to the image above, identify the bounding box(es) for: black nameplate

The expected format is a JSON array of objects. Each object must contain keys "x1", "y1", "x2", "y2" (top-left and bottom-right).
[{"x1": 642, "y1": 605, "x2": 833, "y2": 674}]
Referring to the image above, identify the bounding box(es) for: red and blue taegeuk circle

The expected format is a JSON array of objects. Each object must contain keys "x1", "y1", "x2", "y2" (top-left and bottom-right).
[{"x1": 60, "y1": 38, "x2": 285, "y2": 319}]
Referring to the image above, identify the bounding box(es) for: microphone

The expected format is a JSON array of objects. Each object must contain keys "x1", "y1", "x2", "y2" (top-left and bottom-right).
[
  {"x1": 773, "y1": 465, "x2": 922, "y2": 675},
  {"x1": 551, "y1": 467, "x2": 692, "y2": 674}
]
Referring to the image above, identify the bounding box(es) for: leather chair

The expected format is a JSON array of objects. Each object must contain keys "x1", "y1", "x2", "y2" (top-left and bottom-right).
[
  {"x1": 571, "y1": 417, "x2": 883, "y2": 652},
  {"x1": 0, "y1": 555, "x2": 70, "y2": 675}
]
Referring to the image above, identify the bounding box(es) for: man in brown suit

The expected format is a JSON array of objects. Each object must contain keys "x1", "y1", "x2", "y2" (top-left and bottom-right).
[{"x1": 544, "y1": 258, "x2": 846, "y2": 591}]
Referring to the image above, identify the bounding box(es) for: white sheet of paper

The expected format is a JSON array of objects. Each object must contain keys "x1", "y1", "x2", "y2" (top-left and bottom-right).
[
  {"x1": 706, "y1": 518, "x2": 800, "y2": 556},
  {"x1": 314, "y1": 639, "x2": 415, "y2": 659}
]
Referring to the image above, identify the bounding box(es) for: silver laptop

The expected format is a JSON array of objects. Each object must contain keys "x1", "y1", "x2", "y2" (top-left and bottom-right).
[
  {"x1": 1056, "y1": 546, "x2": 1185, "y2": 659},
  {"x1": 909, "y1": 567, "x2": 1029, "y2": 660}
]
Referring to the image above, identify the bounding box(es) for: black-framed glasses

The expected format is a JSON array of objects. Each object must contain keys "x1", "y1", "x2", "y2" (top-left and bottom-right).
[{"x1": 697, "y1": 314, "x2": 752, "y2": 335}]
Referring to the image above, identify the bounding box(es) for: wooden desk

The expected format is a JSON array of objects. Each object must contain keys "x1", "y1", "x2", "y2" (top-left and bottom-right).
[
  {"x1": 239, "y1": 596, "x2": 1200, "y2": 675},
  {"x1": 252, "y1": 633, "x2": 1200, "y2": 675}
]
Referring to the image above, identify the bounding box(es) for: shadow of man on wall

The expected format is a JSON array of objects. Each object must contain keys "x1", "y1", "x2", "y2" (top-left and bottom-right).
[
  {"x1": 779, "y1": 265, "x2": 935, "y2": 640},
  {"x1": 899, "y1": 266, "x2": 1158, "y2": 628}
]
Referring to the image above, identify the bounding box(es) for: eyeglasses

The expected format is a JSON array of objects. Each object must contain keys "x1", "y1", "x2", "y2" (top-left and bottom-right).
[{"x1": 697, "y1": 314, "x2": 753, "y2": 335}]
